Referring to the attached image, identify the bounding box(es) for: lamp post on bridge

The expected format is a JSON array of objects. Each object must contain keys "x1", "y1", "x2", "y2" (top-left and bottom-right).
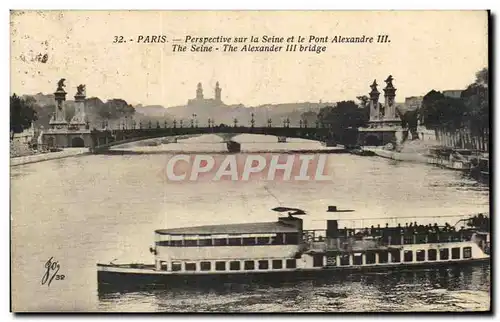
[
  {"x1": 299, "y1": 119, "x2": 303, "y2": 128},
  {"x1": 250, "y1": 113, "x2": 255, "y2": 128},
  {"x1": 191, "y1": 113, "x2": 197, "y2": 128},
  {"x1": 208, "y1": 118, "x2": 212, "y2": 128},
  {"x1": 285, "y1": 117, "x2": 290, "y2": 128},
  {"x1": 180, "y1": 120, "x2": 183, "y2": 128},
  {"x1": 233, "y1": 117, "x2": 238, "y2": 128},
  {"x1": 267, "y1": 118, "x2": 272, "y2": 128},
  {"x1": 173, "y1": 119, "x2": 177, "y2": 128}
]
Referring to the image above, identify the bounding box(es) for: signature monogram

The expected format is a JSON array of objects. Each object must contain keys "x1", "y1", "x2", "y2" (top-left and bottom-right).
[{"x1": 41, "y1": 257, "x2": 65, "y2": 286}]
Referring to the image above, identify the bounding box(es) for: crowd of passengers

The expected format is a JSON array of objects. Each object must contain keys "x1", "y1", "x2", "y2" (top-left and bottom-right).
[{"x1": 333, "y1": 214, "x2": 489, "y2": 244}]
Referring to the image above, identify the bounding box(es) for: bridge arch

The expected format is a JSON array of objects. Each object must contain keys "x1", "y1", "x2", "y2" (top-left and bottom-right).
[
  {"x1": 71, "y1": 137, "x2": 85, "y2": 147},
  {"x1": 364, "y1": 135, "x2": 381, "y2": 146},
  {"x1": 90, "y1": 126, "x2": 347, "y2": 153}
]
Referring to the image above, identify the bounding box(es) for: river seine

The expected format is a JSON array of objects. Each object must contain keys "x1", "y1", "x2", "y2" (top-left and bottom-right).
[{"x1": 10, "y1": 135, "x2": 490, "y2": 312}]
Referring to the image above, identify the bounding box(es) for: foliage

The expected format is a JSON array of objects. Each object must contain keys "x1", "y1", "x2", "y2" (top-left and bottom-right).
[
  {"x1": 318, "y1": 100, "x2": 368, "y2": 129},
  {"x1": 10, "y1": 94, "x2": 38, "y2": 139},
  {"x1": 300, "y1": 111, "x2": 318, "y2": 124},
  {"x1": 419, "y1": 67, "x2": 489, "y2": 150}
]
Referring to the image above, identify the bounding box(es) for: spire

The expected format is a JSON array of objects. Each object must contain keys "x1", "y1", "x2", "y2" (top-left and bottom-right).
[
  {"x1": 215, "y1": 81, "x2": 222, "y2": 102},
  {"x1": 196, "y1": 82, "x2": 204, "y2": 100}
]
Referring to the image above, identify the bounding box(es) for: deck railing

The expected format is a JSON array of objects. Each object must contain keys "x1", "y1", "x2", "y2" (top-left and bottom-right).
[{"x1": 302, "y1": 229, "x2": 476, "y2": 252}]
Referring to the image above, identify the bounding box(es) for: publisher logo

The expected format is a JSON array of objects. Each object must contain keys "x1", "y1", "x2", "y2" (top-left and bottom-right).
[{"x1": 164, "y1": 154, "x2": 333, "y2": 182}]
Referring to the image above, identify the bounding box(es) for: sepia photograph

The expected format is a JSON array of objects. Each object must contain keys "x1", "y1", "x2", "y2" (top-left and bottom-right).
[{"x1": 9, "y1": 10, "x2": 490, "y2": 313}]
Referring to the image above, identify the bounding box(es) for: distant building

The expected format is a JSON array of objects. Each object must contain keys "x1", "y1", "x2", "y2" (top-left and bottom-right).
[
  {"x1": 404, "y1": 96, "x2": 423, "y2": 110},
  {"x1": 442, "y1": 90, "x2": 463, "y2": 99},
  {"x1": 187, "y1": 81, "x2": 225, "y2": 108}
]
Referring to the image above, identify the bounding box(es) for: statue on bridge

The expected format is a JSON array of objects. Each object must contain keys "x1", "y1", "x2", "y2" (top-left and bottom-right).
[
  {"x1": 56, "y1": 78, "x2": 66, "y2": 91},
  {"x1": 76, "y1": 84, "x2": 86, "y2": 96},
  {"x1": 384, "y1": 75, "x2": 394, "y2": 88}
]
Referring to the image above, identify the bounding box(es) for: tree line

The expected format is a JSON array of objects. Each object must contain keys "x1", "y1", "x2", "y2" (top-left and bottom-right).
[
  {"x1": 421, "y1": 67, "x2": 489, "y2": 151},
  {"x1": 9, "y1": 94, "x2": 136, "y2": 139}
]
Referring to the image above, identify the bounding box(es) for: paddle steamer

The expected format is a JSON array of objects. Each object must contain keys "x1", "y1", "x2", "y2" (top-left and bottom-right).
[{"x1": 97, "y1": 207, "x2": 490, "y2": 291}]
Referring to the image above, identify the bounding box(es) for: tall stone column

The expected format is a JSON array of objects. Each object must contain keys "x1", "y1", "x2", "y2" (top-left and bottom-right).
[
  {"x1": 70, "y1": 84, "x2": 87, "y2": 129},
  {"x1": 50, "y1": 78, "x2": 68, "y2": 129},
  {"x1": 369, "y1": 80, "x2": 380, "y2": 122},
  {"x1": 383, "y1": 75, "x2": 397, "y2": 120}
]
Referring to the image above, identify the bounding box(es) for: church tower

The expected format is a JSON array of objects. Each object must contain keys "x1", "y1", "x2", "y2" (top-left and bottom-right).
[
  {"x1": 196, "y1": 82, "x2": 204, "y2": 100},
  {"x1": 215, "y1": 81, "x2": 222, "y2": 102}
]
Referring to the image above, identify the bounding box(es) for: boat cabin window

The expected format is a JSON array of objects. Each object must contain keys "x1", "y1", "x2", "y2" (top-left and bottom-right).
[
  {"x1": 242, "y1": 237, "x2": 256, "y2": 246},
  {"x1": 463, "y1": 247, "x2": 472, "y2": 259},
  {"x1": 160, "y1": 261, "x2": 168, "y2": 270},
  {"x1": 353, "y1": 253, "x2": 363, "y2": 266},
  {"x1": 404, "y1": 250, "x2": 413, "y2": 262},
  {"x1": 258, "y1": 260, "x2": 269, "y2": 270},
  {"x1": 172, "y1": 261, "x2": 182, "y2": 272},
  {"x1": 286, "y1": 259, "x2": 296, "y2": 269},
  {"x1": 200, "y1": 261, "x2": 211, "y2": 271},
  {"x1": 378, "y1": 250, "x2": 388, "y2": 264},
  {"x1": 390, "y1": 250, "x2": 401, "y2": 263},
  {"x1": 416, "y1": 250, "x2": 425, "y2": 262},
  {"x1": 257, "y1": 237, "x2": 270, "y2": 245},
  {"x1": 215, "y1": 261, "x2": 226, "y2": 271},
  {"x1": 313, "y1": 255, "x2": 324, "y2": 267},
  {"x1": 198, "y1": 238, "x2": 213, "y2": 246},
  {"x1": 185, "y1": 262, "x2": 196, "y2": 271},
  {"x1": 230, "y1": 261, "x2": 241, "y2": 271},
  {"x1": 272, "y1": 260, "x2": 283, "y2": 269},
  {"x1": 228, "y1": 237, "x2": 241, "y2": 246},
  {"x1": 184, "y1": 239, "x2": 197, "y2": 247},
  {"x1": 440, "y1": 248, "x2": 449, "y2": 260},
  {"x1": 171, "y1": 240, "x2": 183, "y2": 247},
  {"x1": 451, "y1": 247, "x2": 460, "y2": 259},
  {"x1": 366, "y1": 251, "x2": 376, "y2": 265},
  {"x1": 428, "y1": 249, "x2": 437, "y2": 261},
  {"x1": 244, "y1": 260, "x2": 255, "y2": 270},
  {"x1": 340, "y1": 253, "x2": 350, "y2": 266},
  {"x1": 214, "y1": 238, "x2": 228, "y2": 246}
]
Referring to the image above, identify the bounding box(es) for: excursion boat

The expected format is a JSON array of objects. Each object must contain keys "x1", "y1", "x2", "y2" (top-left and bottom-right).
[{"x1": 97, "y1": 207, "x2": 490, "y2": 292}]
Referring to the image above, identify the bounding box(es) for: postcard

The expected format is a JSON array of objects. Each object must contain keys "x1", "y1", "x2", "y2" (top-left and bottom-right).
[{"x1": 10, "y1": 10, "x2": 490, "y2": 312}]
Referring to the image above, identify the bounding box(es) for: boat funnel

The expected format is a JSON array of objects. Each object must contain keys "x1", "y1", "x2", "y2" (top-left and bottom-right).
[{"x1": 327, "y1": 206, "x2": 338, "y2": 212}]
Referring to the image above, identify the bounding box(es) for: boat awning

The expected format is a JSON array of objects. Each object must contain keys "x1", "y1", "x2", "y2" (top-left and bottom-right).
[
  {"x1": 156, "y1": 221, "x2": 299, "y2": 235},
  {"x1": 272, "y1": 207, "x2": 307, "y2": 215}
]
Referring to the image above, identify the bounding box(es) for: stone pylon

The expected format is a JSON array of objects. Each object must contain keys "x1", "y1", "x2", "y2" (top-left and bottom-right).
[
  {"x1": 50, "y1": 78, "x2": 69, "y2": 129},
  {"x1": 70, "y1": 84, "x2": 87, "y2": 129}
]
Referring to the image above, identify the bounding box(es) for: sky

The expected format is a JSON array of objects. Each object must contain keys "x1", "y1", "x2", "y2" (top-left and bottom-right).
[{"x1": 10, "y1": 10, "x2": 488, "y2": 107}]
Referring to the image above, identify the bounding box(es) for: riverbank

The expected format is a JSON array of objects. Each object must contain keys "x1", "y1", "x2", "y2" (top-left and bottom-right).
[{"x1": 10, "y1": 148, "x2": 89, "y2": 166}]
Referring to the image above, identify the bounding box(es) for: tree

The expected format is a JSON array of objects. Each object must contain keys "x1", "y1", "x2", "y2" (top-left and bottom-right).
[
  {"x1": 99, "y1": 99, "x2": 135, "y2": 119},
  {"x1": 421, "y1": 90, "x2": 467, "y2": 131},
  {"x1": 318, "y1": 100, "x2": 368, "y2": 129},
  {"x1": 300, "y1": 111, "x2": 318, "y2": 124},
  {"x1": 461, "y1": 67, "x2": 489, "y2": 149},
  {"x1": 10, "y1": 94, "x2": 38, "y2": 140}
]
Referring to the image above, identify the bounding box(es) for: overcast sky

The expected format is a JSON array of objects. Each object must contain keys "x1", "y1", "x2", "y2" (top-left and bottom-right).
[{"x1": 10, "y1": 11, "x2": 488, "y2": 107}]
